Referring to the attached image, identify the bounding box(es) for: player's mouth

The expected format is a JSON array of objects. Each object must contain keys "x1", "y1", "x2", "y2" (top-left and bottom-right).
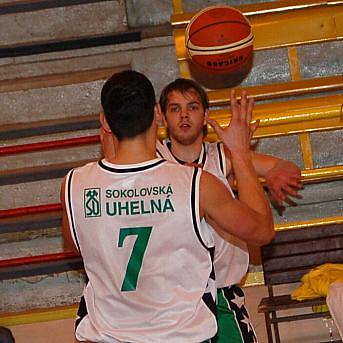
[{"x1": 179, "y1": 122, "x2": 191, "y2": 130}]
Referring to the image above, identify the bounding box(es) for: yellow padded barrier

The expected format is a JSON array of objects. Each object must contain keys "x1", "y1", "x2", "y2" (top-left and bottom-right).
[
  {"x1": 158, "y1": 94, "x2": 343, "y2": 140},
  {"x1": 208, "y1": 95, "x2": 343, "y2": 137},
  {"x1": 206, "y1": 76, "x2": 343, "y2": 106},
  {"x1": 171, "y1": 0, "x2": 343, "y2": 26},
  {"x1": 158, "y1": 94, "x2": 343, "y2": 183},
  {"x1": 0, "y1": 305, "x2": 77, "y2": 327}
]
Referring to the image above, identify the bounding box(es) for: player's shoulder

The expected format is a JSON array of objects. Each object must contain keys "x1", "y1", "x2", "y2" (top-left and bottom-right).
[
  {"x1": 66, "y1": 160, "x2": 99, "y2": 179},
  {"x1": 77, "y1": 160, "x2": 98, "y2": 172}
]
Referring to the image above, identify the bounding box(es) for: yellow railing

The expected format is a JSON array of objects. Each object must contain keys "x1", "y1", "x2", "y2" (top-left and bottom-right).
[
  {"x1": 158, "y1": 93, "x2": 343, "y2": 175},
  {"x1": 275, "y1": 215, "x2": 343, "y2": 232},
  {"x1": 171, "y1": 0, "x2": 343, "y2": 26},
  {"x1": 206, "y1": 75, "x2": 343, "y2": 106}
]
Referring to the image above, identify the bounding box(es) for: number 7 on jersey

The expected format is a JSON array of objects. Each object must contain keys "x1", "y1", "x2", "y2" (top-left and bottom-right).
[{"x1": 118, "y1": 227, "x2": 152, "y2": 291}]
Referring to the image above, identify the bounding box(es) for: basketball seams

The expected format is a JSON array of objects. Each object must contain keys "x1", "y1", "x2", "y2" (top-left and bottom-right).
[
  {"x1": 189, "y1": 5, "x2": 248, "y2": 24},
  {"x1": 188, "y1": 20, "x2": 251, "y2": 40},
  {"x1": 187, "y1": 33, "x2": 253, "y2": 52}
]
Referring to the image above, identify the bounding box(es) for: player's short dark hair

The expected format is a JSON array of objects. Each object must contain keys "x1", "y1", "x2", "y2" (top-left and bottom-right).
[
  {"x1": 159, "y1": 78, "x2": 209, "y2": 137},
  {"x1": 159, "y1": 78, "x2": 209, "y2": 114},
  {"x1": 101, "y1": 70, "x2": 156, "y2": 141}
]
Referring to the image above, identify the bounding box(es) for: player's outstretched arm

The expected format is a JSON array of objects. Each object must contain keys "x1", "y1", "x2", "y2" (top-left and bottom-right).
[
  {"x1": 200, "y1": 171, "x2": 274, "y2": 246},
  {"x1": 218, "y1": 90, "x2": 303, "y2": 207},
  {"x1": 208, "y1": 90, "x2": 273, "y2": 216},
  {"x1": 205, "y1": 90, "x2": 274, "y2": 246}
]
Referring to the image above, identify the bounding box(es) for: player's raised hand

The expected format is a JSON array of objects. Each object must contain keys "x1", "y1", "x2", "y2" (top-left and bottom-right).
[
  {"x1": 208, "y1": 90, "x2": 256, "y2": 155},
  {"x1": 265, "y1": 166, "x2": 303, "y2": 209}
]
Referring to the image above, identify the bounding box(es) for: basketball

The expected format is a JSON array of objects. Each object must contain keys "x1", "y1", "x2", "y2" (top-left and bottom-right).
[{"x1": 185, "y1": 6, "x2": 254, "y2": 74}]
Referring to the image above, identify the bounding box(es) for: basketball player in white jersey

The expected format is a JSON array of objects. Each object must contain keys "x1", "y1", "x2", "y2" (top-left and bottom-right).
[
  {"x1": 155, "y1": 78, "x2": 302, "y2": 343},
  {"x1": 62, "y1": 70, "x2": 274, "y2": 343}
]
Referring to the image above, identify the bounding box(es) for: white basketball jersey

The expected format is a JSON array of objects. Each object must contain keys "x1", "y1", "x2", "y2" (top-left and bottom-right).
[
  {"x1": 64, "y1": 158, "x2": 217, "y2": 343},
  {"x1": 157, "y1": 139, "x2": 249, "y2": 288}
]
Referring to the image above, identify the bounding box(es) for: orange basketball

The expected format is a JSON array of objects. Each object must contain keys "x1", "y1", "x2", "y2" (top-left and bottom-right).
[{"x1": 185, "y1": 6, "x2": 254, "y2": 74}]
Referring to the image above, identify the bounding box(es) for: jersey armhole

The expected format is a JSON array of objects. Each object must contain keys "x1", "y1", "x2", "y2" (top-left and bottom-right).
[
  {"x1": 64, "y1": 169, "x2": 81, "y2": 252},
  {"x1": 191, "y1": 167, "x2": 214, "y2": 250}
]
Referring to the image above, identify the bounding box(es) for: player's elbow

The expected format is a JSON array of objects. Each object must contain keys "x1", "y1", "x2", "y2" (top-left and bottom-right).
[{"x1": 250, "y1": 216, "x2": 275, "y2": 246}]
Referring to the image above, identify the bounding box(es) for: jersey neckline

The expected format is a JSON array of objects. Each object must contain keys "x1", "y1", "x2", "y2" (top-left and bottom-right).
[
  {"x1": 164, "y1": 139, "x2": 207, "y2": 167},
  {"x1": 98, "y1": 158, "x2": 166, "y2": 173}
]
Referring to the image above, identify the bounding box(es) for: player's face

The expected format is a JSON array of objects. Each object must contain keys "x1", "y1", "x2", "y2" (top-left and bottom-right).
[{"x1": 163, "y1": 90, "x2": 207, "y2": 145}]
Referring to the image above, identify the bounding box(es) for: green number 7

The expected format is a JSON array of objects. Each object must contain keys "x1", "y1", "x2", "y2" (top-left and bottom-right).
[{"x1": 118, "y1": 226, "x2": 152, "y2": 292}]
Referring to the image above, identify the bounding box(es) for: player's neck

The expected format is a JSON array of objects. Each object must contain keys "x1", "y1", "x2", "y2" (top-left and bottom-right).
[
  {"x1": 108, "y1": 130, "x2": 157, "y2": 165},
  {"x1": 169, "y1": 135, "x2": 203, "y2": 163}
]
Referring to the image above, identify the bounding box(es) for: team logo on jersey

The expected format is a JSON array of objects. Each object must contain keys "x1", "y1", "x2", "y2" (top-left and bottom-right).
[{"x1": 84, "y1": 188, "x2": 101, "y2": 217}]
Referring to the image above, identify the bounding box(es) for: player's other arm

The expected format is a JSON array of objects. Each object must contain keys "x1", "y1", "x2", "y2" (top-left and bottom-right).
[
  {"x1": 226, "y1": 151, "x2": 302, "y2": 205},
  {"x1": 60, "y1": 177, "x2": 80, "y2": 255},
  {"x1": 221, "y1": 94, "x2": 302, "y2": 207},
  {"x1": 251, "y1": 152, "x2": 302, "y2": 206}
]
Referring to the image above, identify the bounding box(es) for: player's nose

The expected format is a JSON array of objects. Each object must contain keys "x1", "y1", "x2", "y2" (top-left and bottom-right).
[{"x1": 180, "y1": 107, "x2": 189, "y2": 118}]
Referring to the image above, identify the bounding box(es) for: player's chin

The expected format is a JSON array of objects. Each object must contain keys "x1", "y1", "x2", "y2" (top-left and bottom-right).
[
  {"x1": 173, "y1": 132, "x2": 197, "y2": 145},
  {"x1": 180, "y1": 136, "x2": 199, "y2": 145}
]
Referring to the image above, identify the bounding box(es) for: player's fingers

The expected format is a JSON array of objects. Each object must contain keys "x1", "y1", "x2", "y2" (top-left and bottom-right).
[
  {"x1": 284, "y1": 197, "x2": 298, "y2": 207},
  {"x1": 272, "y1": 196, "x2": 285, "y2": 210},
  {"x1": 269, "y1": 188, "x2": 285, "y2": 202},
  {"x1": 249, "y1": 120, "x2": 259, "y2": 141},
  {"x1": 240, "y1": 90, "x2": 248, "y2": 121},
  {"x1": 246, "y1": 97, "x2": 254, "y2": 125},
  {"x1": 282, "y1": 185, "x2": 303, "y2": 198},
  {"x1": 250, "y1": 119, "x2": 259, "y2": 133},
  {"x1": 207, "y1": 118, "x2": 223, "y2": 135},
  {"x1": 285, "y1": 178, "x2": 304, "y2": 189},
  {"x1": 230, "y1": 89, "x2": 239, "y2": 122},
  {"x1": 267, "y1": 191, "x2": 284, "y2": 209},
  {"x1": 247, "y1": 95, "x2": 254, "y2": 111}
]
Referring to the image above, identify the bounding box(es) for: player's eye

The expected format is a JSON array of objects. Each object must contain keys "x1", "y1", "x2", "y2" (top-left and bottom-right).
[
  {"x1": 188, "y1": 104, "x2": 199, "y2": 111},
  {"x1": 169, "y1": 105, "x2": 180, "y2": 113}
]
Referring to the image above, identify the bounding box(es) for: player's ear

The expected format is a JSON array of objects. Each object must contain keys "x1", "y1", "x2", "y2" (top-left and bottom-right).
[
  {"x1": 203, "y1": 108, "x2": 209, "y2": 126},
  {"x1": 99, "y1": 111, "x2": 112, "y2": 133},
  {"x1": 155, "y1": 103, "x2": 166, "y2": 127},
  {"x1": 154, "y1": 103, "x2": 163, "y2": 126}
]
